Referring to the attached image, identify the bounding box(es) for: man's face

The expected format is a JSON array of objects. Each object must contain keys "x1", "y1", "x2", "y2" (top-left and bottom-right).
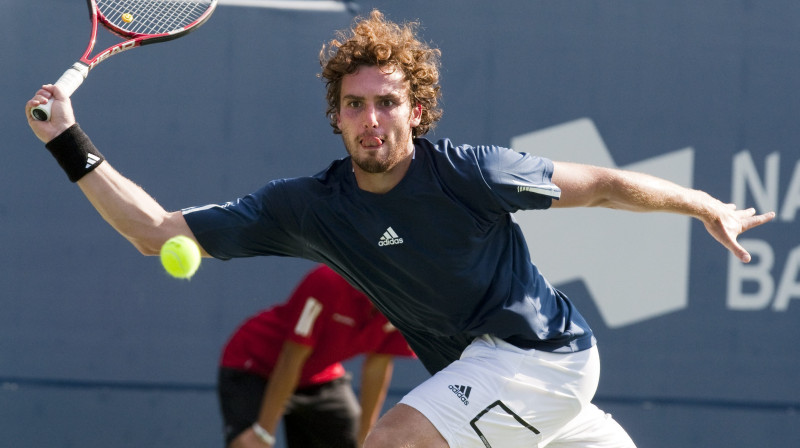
[{"x1": 337, "y1": 65, "x2": 422, "y2": 174}]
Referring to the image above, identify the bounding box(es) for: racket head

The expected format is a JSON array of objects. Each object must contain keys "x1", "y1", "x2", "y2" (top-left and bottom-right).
[
  {"x1": 30, "y1": 0, "x2": 217, "y2": 121},
  {"x1": 95, "y1": 0, "x2": 218, "y2": 42}
]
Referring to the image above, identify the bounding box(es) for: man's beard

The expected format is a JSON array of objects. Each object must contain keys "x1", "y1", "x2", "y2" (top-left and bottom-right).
[
  {"x1": 351, "y1": 149, "x2": 396, "y2": 173},
  {"x1": 344, "y1": 129, "x2": 412, "y2": 174}
]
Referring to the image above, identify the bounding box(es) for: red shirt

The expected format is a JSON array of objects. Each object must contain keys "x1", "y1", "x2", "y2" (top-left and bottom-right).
[{"x1": 220, "y1": 265, "x2": 415, "y2": 387}]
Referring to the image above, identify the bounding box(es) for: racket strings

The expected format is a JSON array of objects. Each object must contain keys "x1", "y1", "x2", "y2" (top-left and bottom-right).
[{"x1": 98, "y1": 0, "x2": 214, "y2": 35}]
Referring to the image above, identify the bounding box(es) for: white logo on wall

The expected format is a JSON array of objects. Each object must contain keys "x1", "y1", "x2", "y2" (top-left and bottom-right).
[{"x1": 511, "y1": 118, "x2": 694, "y2": 328}]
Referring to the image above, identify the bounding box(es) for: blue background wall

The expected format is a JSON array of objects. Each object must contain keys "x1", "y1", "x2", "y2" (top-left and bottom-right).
[{"x1": 2, "y1": 1, "x2": 798, "y2": 446}]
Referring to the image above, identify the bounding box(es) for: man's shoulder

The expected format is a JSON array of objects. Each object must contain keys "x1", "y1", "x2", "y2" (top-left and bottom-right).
[
  {"x1": 415, "y1": 137, "x2": 466, "y2": 156},
  {"x1": 415, "y1": 137, "x2": 507, "y2": 183},
  {"x1": 416, "y1": 137, "x2": 513, "y2": 165}
]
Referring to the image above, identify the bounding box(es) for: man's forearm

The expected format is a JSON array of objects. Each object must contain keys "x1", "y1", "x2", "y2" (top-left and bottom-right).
[{"x1": 77, "y1": 162, "x2": 197, "y2": 256}]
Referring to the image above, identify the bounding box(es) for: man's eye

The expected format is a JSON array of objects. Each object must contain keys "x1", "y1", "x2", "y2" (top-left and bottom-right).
[
  {"x1": 381, "y1": 100, "x2": 395, "y2": 107},
  {"x1": 348, "y1": 101, "x2": 362, "y2": 108}
]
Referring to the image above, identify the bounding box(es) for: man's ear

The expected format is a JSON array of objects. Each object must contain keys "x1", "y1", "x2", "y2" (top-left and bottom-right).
[{"x1": 411, "y1": 103, "x2": 423, "y2": 127}]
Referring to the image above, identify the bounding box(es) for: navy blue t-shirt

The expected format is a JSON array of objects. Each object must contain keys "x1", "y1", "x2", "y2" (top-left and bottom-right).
[{"x1": 184, "y1": 138, "x2": 595, "y2": 374}]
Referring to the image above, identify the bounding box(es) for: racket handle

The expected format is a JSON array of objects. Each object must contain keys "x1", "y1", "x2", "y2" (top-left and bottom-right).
[{"x1": 31, "y1": 62, "x2": 89, "y2": 121}]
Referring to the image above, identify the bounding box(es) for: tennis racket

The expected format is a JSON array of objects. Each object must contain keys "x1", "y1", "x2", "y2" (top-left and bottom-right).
[{"x1": 31, "y1": 0, "x2": 218, "y2": 121}]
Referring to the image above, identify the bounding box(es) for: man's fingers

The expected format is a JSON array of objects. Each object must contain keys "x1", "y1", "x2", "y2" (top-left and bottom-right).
[
  {"x1": 742, "y1": 210, "x2": 776, "y2": 232},
  {"x1": 32, "y1": 93, "x2": 49, "y2": 106},
  {"x1": 734, "y1": 244, "x2": 752, "y2": 263},
  {"x1": 728, "y1": 209, "x2": 774, "y2": 263}
]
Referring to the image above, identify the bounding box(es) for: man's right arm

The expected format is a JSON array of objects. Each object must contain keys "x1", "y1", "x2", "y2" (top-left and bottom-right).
[
  {"x1": 26, "y1": 84, "x2": 205, "y2": 257},
  {"x1": 76, "y1": 163, "x2": 203, "y2": 256}
]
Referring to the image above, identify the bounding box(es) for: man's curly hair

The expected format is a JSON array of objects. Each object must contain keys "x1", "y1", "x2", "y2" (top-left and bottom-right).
[{"x1": 319, "y1": 10, "x2": 442, "y2": 137}]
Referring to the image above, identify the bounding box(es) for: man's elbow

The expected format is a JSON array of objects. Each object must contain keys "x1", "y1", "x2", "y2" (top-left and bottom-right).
[{"x1": 130, "y1": 238, "x2": 162, "y2": 256}]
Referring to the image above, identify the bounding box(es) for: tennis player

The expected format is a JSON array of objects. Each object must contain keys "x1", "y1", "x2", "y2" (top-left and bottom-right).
[
  {"x1": 219, "y1": 264, "x2": 414, "y2": 448},
  {"x1": 26, "y1": 9, "x2": 774, "y2": 448}
]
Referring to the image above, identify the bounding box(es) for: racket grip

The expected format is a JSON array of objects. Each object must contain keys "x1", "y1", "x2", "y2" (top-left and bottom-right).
[{"x1": 31, "y1": 62, "x2": 89, "y2": 121}]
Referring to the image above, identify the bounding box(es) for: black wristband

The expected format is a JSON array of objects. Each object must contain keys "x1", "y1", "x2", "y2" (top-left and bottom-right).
[{"x1": 44, "y1": 123, "x2": 105, "y2": 182}]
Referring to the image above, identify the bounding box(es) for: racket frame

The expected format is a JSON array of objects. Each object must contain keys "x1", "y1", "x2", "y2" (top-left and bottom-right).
[{"x1": 31, "y1": 0, "x2": 217, "y2": 121}]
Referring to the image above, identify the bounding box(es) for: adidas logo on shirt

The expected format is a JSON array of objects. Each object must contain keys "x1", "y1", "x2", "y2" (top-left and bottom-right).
[
  {"x1": 85, "y1": 153, "x2": 101, "y2": 169},
  {"x1": 378, "y1": 227, "x2": 404, "y2": 246},
  {"x1": 449, "y1": 384, "x2": 472, "y2": 406}
]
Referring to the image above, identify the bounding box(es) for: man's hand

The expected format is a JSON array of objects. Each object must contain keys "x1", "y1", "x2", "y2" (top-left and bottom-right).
[
  {"x1": 702, "y1": 202, "x2": 775, "y2": 263},
  {"x1": 25, "y1": 84, "x2": 76, "y2": 143}
]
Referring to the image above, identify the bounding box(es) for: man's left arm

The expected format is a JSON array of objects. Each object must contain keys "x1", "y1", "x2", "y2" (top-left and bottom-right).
[{"x1": 550, "y1": 161, "x2": 776, "y2": 263}]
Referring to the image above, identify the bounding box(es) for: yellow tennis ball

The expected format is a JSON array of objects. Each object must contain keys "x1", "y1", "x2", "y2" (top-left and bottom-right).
[
  {"x1": 160, "y1": 235, "x2": 201, "y2": 279},
  {"x1": 121, "y1": 13, "x2": 133, "y2": 23}
]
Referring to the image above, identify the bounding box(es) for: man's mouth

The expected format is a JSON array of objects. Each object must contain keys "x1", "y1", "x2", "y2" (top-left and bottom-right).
[{"x1": 360, "y1": 136, "x2": 384, "y2": 148}]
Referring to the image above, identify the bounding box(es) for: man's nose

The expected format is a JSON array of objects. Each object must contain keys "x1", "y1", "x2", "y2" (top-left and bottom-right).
[{"x1": 363, "y1": 104, "x2": 379, "y2": 128}]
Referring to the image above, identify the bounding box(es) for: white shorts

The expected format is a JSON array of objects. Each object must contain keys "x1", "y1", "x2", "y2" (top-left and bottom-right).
[{"x1": 400, "y1": 335, "x2": 635, "y2": 448}]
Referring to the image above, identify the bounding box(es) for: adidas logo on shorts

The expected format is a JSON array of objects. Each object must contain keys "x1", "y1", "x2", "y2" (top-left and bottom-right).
[{"x1": 448, "y1": 384, "x2": 471, "y2": 406}]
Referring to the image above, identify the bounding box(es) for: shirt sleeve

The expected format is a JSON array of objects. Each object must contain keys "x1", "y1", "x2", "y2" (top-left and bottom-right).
[
  {"x1": 181, "y1": 179, "x2": 310, "y2": 260},
  {"x1": 474, "y1": 144, "x2": 561, "y2": 212},
  {"x1": 427, "y1": 139, "x2": 561, "y2": 217}
]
